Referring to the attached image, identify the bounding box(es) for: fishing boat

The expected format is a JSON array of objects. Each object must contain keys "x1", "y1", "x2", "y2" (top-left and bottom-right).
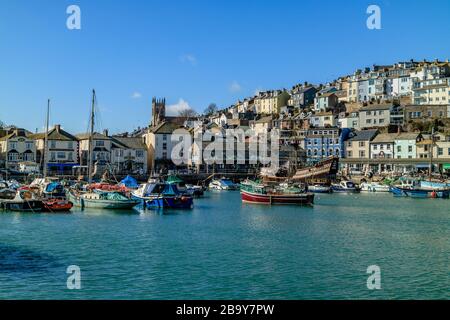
[
  {"x1": 331, "y1": 181, "x2": 360, "y2": 193},
  {"x1": 390, "y1": 179, "x2": 450, "y2": 198},
  {"x1": 67, "y1": 189, "x2": 140, "y2": 209},
  {"x1": 0, "y1": 189, "x2": 43, "y2": 212},
  {"x1": 307, "y1": 184, "x2": 331, "y2": 193},
  {"x1": 209, "y1": 178, "x2": 239, "y2": 190},
  {"x1": 360, "y1": 182, "x2": 390, "y2": 192},
  {"x1": 131, "y1": 182, "x2": 193, "y2": 209},
  {"x1": 240, "y1": 180, "x2": 314, "y2": 205},
  {"x1": 29, "y1": 178, "x2": 73, "y2": 212}
]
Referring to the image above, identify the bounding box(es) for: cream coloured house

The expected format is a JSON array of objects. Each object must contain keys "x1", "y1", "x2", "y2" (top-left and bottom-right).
[{"x1": 0, "y1": 128, "x2": 36, "y2": 170}]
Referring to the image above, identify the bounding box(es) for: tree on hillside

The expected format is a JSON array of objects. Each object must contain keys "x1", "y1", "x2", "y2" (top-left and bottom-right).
[
  {"x1": 204, "y1": 103, "x2": 218, "y2": 116},
  {"x1": 178, "y1": 108, "x2": 198, "y2": 118}
]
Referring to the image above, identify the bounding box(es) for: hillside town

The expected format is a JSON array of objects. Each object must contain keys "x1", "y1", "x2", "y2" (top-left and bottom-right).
[{"x1": 2, "y1": 58, "x2": 450, "y2": 179}]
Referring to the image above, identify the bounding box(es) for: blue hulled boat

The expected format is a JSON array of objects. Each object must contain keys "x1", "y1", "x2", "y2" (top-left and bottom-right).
[
  {"x1": 390, "y1": 178, "x2": 450, "y2": 198},
  {"x1": 132, "y1": 182, "x2": 193, "y2": 209}
]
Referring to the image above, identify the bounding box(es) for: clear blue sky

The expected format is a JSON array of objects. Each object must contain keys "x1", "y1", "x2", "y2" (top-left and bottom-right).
[{"x1": 1, "y1": 0, "x2": 449, "y2": 134}]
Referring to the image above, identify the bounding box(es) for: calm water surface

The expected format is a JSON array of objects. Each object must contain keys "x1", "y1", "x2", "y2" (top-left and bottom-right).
[{"x1": 0, "y1": 191, "x2": 449, "y2": 299}]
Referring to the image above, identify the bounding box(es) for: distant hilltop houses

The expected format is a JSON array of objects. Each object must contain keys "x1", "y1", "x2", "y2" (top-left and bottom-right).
[{"x1": 2, "y1": 58, "x2": 450, "y2": 177}]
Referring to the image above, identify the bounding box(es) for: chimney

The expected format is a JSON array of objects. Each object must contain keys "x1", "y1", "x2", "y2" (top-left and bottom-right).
[
  {"x1": 55, "y1": 124, "x2": 61, "y2": 132},
  {"x1": 103, "y1": 129, "x2": 109, "y2": 137}
]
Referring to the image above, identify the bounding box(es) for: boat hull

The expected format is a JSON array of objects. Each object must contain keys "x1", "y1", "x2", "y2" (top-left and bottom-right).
[
  {"x1": 68, "y1": 191, "x2": 139, "y2": 209},
  {"x1": 308, "y1": 185, "x2": 331, "y2": 193},
  {"x1": 0, "y1": 200, "x2": 43, "y2": 212},
  {"x1": 390, "y1": 186, "x2": 449, "y2": 198},
  {"x1": 132, "y1": 194, "x2": 193, "y2": 209},
  {"x1": 241, "y1": 190, "x2": 314, "y2": 205}
]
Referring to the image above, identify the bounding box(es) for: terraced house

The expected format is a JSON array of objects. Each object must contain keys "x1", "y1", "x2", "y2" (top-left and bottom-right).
[
  {"x1": 31, "y1": 124, "x2": 78, "y2": 175},
  {"x1": 111, "y1": 136, "x2": 148, "y2": 174},
  {"x1": 0, "y1": 128, "x2": 36, "y2": 171}
]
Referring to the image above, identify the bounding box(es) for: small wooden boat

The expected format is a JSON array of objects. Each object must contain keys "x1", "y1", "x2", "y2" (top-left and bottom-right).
[
  {"x1": 42, "y1": 198, "x2": 73, "y2": 212},
  {"x1": 68, "y1": 189, "x2": 140, "y2": 210},
  {"x1": 240, "y1": 180, "x2": 314, "y2": 205},
  {"x1": 132, "y1": 182, "x2": 193, "y2": 209},
  {"x1": 331, "y1": 181, "x2": 360, "y2": 193}
]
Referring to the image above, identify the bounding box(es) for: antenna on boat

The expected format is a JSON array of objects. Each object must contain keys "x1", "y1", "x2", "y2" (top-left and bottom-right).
[
  {"x1": 88, "y1": 89, "x2": 96, "y2": 183},
  {"x1": 43, "y1": 99, "x2": 50, "y2": 178}
]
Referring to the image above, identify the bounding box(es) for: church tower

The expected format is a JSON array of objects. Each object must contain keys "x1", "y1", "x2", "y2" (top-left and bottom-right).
[{"x1": 151, "y1": 97, "x2": 166, "y2": 127}]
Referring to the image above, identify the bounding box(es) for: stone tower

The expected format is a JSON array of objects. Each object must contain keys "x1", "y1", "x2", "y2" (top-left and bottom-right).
[{"x1": 151, "y1": 97, "x2": 166, "y2": 127}]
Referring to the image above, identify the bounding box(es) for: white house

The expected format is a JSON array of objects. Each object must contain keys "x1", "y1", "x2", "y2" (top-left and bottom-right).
[{"x1": 0, "y1": 128, "x2": 36, "y2": 171}]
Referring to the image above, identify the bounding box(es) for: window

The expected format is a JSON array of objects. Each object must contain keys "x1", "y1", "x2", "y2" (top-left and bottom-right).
[
  {"x1": 379, "y1": 119, "x2": 384, "y2": 124},
  {"x1": 373, "y1": 145, "x2": 378, "y2": 150},
  {"x1": 10, "y1": 142, "x2": 17, "y2": 149},
  {"x1": 347, "y1": 151, "x2": 352, "y2": 157},
  {"x1": 68, "y1": 141, "x2": 73, "y2": 149},
  {"x1": 387, "y1": 144, "x2": 390, "y2": 150},
  {"x1": 163, "y1": 134, "x2": 167, "y2": 141},
  {"x1": 438, "y1": 148, "x2": 443, "y2": 156},
  {"x1": 96, "y1": 140, "x2": 104, "y2": 147},
  {"x1": 50, "y1": 152, "x2": 55, "y2": 161},
  {"x1": 408, "y1": 146, "x2": 412, "y2": 153},
  {"x1": 162, "y1": 143, "x2": 167, "y2": 150},
  {"x1": 397, "y1": 146, "x2": 401, "y2": 152},
  {"x1": 68, "y1": 153, "x2": 73, "y2": 161},
  {"x1": 51, "y1": 141, "x2": 56, "y2": 148},
  {"x1": 8, "y1": 152, "x2": 18, "y2": 161},
  {"x1": 136, "y1": 150, "x2": 144, "y2": 157},
  {"x1": 57, "y1": 152, "x2": 65, "y2": 159},
  {"x1": 359, "y1": 150, "x2": 365, "y2": 158},
  {"x1": 359, "y1": 141, "x2": 365, "y2": 147},
  {"x1": 25, "y1": 142, "x2": 33, "y2": 150}
]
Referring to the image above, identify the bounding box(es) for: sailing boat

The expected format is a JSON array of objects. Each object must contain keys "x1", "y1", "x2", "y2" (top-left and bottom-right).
[
  {"x1": 67, "y1": 90, "x2": 140, "y2": 210},
  {"x1": 36, "y1": 99, "x2": 74, "y2": 212}
]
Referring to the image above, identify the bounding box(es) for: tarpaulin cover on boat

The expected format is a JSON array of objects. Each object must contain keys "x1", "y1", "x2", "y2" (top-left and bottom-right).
[
  {"x1": 120, "y1": 175, "x2": 138, "y2": 188},
  {"x1": 45, "y1": 182, "x2": 61, "y2": 193}
]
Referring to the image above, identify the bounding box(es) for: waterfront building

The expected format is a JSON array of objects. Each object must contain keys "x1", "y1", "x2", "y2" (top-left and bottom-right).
[
  {"x1": 143, "y1": 122, "x2": 188, "y2": 173},
  {"x1": 250, "y1": 116, "x2": 274, "y2": 136},
  {"x1": 370, "y1": 133, "x2": 396, "y2": 160},
  {"x1": 394, "y1": 133, "x2": 422, "y2": 159},
  {"x1": 343, "y1": 129, "x2": 378, "y2": 173},
  {"x1": 304, "y1": 127, "x2": 350, "y2": 162},
  {"x1": 76, "y1": 130, "x2": 113, "y2": 166},
  {"x1": 110, "y1": 136, "x2": 148, "y2": 174},
  {"x1": 31, "y1": 124, "x2": 79, "y2": 175},
  {"x1": 0, "y1": 128, "x2": 36, "y2": 171},
  {"x1": 412, "y1": 77, "x2": 450, "y2": 105}
]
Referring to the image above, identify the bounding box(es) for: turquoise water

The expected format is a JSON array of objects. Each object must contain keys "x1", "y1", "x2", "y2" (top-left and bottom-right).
[{"x1": 0, "y1": 191, "x2": 449, "y2": 299}]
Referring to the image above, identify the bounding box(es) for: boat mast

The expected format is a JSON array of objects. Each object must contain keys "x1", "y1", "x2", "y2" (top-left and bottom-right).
[
  {"x1": 88, "y1": 89, "x2": 96, "y2": 183},
  {"x1": 429, "y1": 128, "x2": 434, "y2": 181},
  {"x1": 43, "y1": 99, "x2": 50, "y2": 178}
]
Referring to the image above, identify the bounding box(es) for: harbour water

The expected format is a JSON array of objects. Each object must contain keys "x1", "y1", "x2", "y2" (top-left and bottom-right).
[{"x1": 0, "y1": 191, "x2": 449, "y2": 299}]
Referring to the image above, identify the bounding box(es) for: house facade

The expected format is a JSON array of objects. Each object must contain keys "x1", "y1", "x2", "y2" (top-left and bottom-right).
[
  {"x1": 31, "y1": 124, "x2": 78, "y2": 175},
  {"x1": 0, "y1": 128, "x2": 36, "y2": 171}
]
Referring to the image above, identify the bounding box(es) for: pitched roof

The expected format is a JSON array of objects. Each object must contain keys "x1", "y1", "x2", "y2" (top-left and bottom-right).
[
  {"x1": 347, "y1": 129, "x2": 378, "y2": 141},
  {"x1": 371, "y1": 133, "x2": 396, "y2": 143},
  {"x1": 31, "y1": 125, "x2": 77, "y2": 141},
  {"x1": 394, "y1": 132, "x2": 421, "y2": 140},
  {"x1": 0, "y1": 128, "x2": 32, "y2": 141},
  {"x1": 360, "y1": 103, "x2": 392, "y2": 111},
  {"x1": 112, "y1": 137, "x2": 146, "y2": 149},
  {"x1": 75, "y1": 132, "x2": 112, "y2": 140},
  {"x1": 149, "y1": 122, "x2": 184, "y2": 134}
]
